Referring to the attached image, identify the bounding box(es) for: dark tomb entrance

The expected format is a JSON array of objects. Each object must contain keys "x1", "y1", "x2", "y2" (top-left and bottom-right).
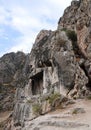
[{"x1": 31, "y1": 71, "x2": 43, "y2": 95}]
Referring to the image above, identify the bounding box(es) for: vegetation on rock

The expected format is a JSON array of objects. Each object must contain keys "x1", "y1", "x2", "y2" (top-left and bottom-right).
[
  {"x1": 32, "y1": 103, "x2": 42, "y2": 115},
  {"x1": 49, "y1": 93, "x2": 61, "y2": 105}
]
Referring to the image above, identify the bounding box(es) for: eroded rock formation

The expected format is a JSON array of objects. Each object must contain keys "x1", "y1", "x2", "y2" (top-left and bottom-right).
[
  {"x1": 0, "y1": 52, "x2": 30, "y2": 112},
  {"x1": 1, "y1": 0, "x2": 91, "y2": 130}
]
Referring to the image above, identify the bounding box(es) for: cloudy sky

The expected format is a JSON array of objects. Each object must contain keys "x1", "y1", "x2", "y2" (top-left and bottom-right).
[{"x1": 0, "y1": 0, "x2": 72, "y2": 56}]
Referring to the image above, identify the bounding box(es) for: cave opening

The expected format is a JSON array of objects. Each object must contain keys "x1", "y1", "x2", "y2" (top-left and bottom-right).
[{"x1": 31, "y1": 71, "x2": 43, "y2": 95}]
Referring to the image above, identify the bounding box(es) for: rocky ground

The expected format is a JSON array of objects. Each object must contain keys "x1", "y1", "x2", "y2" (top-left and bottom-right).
[
  {"x1": 1, "y1": 98, "x2": 91, "y2": 130},
  {"x1": 0, "y1": 99, "x2": 91, "y2": 130},
  {"x1": 26, "y1": 99, "x2": 91, "y2": 130}
]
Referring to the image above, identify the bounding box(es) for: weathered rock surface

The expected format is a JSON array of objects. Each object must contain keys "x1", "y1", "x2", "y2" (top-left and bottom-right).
[
  {"x1": 58, "y1": 0, "x2": 91, "y2": 59},
  {"x1": 58, "y1": 0, "x2": 91, "y2": 76},
  {"x1": 0, "y1": 52, "x2": 30, "y2": 112},
  {"x1": 8, "y1": 99, "x2": 91, "y2": 130},
  {"x1": 1, "y1": 0, "x2": 91, "y2": 130}
]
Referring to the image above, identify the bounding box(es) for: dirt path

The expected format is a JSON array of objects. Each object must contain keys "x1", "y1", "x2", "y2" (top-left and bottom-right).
[{"x1": 25, "y1": 99, "x2": 91, "y2": 130}]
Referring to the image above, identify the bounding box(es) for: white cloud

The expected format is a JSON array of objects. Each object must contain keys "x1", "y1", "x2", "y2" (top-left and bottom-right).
[
  {"x1": 9, "y1": 36, "x2": 33, "y2": 53},
  {"x1": 0, "y1": 0, "x2": 72, "y2": 56}
]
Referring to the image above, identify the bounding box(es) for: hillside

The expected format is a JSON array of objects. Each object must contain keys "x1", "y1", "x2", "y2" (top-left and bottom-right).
[{"x1": 1, "y1": 0, "x2": 91, "y2": 130}]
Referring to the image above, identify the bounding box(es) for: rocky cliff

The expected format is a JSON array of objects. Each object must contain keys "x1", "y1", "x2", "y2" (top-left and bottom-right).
[
  {"x1": 1, "y1": 0, "x2": 91, "y2": 130},
  {"x1": 0, "y1": 51, "x2": 30, "y2": 112}
]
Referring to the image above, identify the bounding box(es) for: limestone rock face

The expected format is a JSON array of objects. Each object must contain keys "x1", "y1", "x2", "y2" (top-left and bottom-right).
[
  {"x1": 29, "y1": 29, "x2": 88, "y2": 96},
  {"x1": 9, "y1": 30, "x2": 88, "y2": 129},
  {"x1": 58, "y1": 0, "x2": 91, "y2": 59},
  {"x1": 58, "y1": 0, "x2": 91, "y2": 94},
  {"x1": 0, "y1": 52, "x2": 29, "y2": 112},
  {"x1": 2, "y1": 0, "x2": 91, "y2": 129},
  {"x1": 0, "y1": 51, "x2": 27, "y2": 84}
]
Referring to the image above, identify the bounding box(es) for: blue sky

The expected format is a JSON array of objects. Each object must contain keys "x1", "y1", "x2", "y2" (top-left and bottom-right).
[{"x1": 0, "y1": 0, "x2": 72, "y2": 56}]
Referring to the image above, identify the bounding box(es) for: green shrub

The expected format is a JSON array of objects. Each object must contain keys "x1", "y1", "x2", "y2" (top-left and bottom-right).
[
  {"x1": 61, "y1": 28, "x2": 77, "y2": 42},
  {"x1": 61, "y1": 28, "x2": 67, "y2": 32},
  {"x1": 72, "y1": 108, "x2": 85, "y2": 114},
  {"x1": 49, "y1": 93, "x2": 61, "y2": 104},
  {"x1": 61, "y1": 28, "x2": 80, "y2": 55},
  {"x1": 87, "y1": 95, "x2": 91, "y2": 100},
  {"x1": 66, "y1": 30, "x2": 77, "y2": 42},
  {"x1": 32, "y1": 103, "x2": 41, "y2": 115},
  {"x1": 72, "y1": 109, "x2": 78, "y2": 114}
]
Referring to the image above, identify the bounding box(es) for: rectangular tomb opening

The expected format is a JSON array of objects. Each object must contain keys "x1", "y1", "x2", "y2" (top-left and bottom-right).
[{"x1": 31, "y1": 71, "x2": 43, "y2": 95}]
